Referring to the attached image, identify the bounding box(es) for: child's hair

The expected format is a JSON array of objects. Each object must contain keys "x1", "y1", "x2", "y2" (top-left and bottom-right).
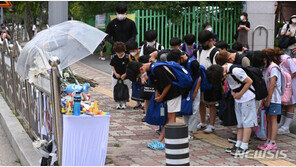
[
  {"x1": 262, "y1": 47, "x2": 284, "y2": 65},
  {"x1": 144, "y1": 46, "x2": 157, "y2": 55},
  {"x1": 170, "y1": 37, "x2": 181, "y2": 47},
  {"x1": 232, "y1": 42, "x2": 243, "y2": 51},
  {"x1": 126, "y1": 41, "x2": 138, "y2": 51},
  {"x1": 167, "y1": 49, "x2": 182, "y2": 62},
  {"x1": 206, "y1": 65, "x2": 224, "y2": 86},
  {"x1": 144, "y1": 30, "x2": 157, "y2": 42},
  {"x1": 202, "y1": 22, "x2": 211, "y2": 29},
  {"x1": 116, "y1": 4, "x2": 127, "y2": 14},
  {"x1": 183, "y1": 34, "x2": 196, "y2": 45},
  {"x1": 251, "y1": 51, "x2": 270, "y2": 68},
  {"x1": 215, "y1": 41, "x2": 229, "y2": 50},
  {"x1": 198, "y1": 30, "x2": 214, "y2": 43},
  {"x1": 126, "y1": 61, "x2": 143, "y2": 82},
  {"x1": 241, "y1": 12, "x2": 248, "y2": 20},
  {"x1": 215, "y1": 50, "x2": 229, "y2": 66},
  {"x1": 113, "y1": 41, "x2": 126, "y2": 53}
]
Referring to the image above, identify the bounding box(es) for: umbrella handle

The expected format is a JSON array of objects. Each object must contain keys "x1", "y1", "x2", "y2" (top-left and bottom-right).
[{"x1": 68, "y1": 67, "x2": 80, "y2": 85}]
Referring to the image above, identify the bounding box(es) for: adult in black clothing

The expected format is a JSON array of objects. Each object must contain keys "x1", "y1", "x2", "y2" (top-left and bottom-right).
[
  {"x1": 106, "y1": 4, "x2": 137, "y2": 52},
  {"x1": 237, "y1": 13, "x2": 250, "y2": 49}
]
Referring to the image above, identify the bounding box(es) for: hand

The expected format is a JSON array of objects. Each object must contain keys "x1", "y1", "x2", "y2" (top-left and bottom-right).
[
  {"x1": 120, "y1": 75, "x2": 126, "y2": 80},
  {"x1": 286, "y1": 31, "x2": 293, "y2": 36},
  {"x1": 292, "y1": 48, "x2": 296, "y2": 54},
  {"x1": 155, "y1": 91, "x2": 160, "y2": 98},
  {"x1": 231, "y1": 91, "x2": 243, "y2": 100},
  {"x1": 264, "y1": 99, "x2": 271, "y2": 107},
  {"x1": 141, "y1": 77, "x2": 147, "y2": 84},
  {"x1": 155, "y1": 96, "x2": 163, "y2": 103},
  {"x1": 115, "y1": 73, "x2": 121, "y2": 79}
]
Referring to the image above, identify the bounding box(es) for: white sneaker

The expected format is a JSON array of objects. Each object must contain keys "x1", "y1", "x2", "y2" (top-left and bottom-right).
[
  {"x1": 196, "y1": 123, "x2": 207, "y2": 130},
  {"x1": 121, "y1": 103, "x2": 126, "y2": 109},
  {"x1": 203, "y1": 125, "x2": 215, "y2": 133},
  {"x1": 101, "y1": 57, "x2": 106, "y2": 61},
  {"x1": 278, "y1": 127, "x2": 290, "y2": 135},
  {"x1": 116, "y1": 104, "x2": 121, "y2": 109}
]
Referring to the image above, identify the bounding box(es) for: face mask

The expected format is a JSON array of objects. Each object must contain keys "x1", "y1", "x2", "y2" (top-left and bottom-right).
[
  {"x1": 130, "y1": 52, "x2": 137, "y2": 56},
  {"x1": 206, "y1": 27, "x2": 212, "y2": 32},
  {"x1": 240, "y1": 16, "x2": 244, "y2": 21},
  {"x1": 147, "y1": 40, "x2": 156, "y2": 46},
  {"x1": 117, "y1": 14, "x2": 126, "y2": 21},
  {"x1": 202, "y1": 44, "x2": 210, "y2": 50},
  {"x1": 292, "y1": 18, "x2": 296, "y2": 23}
]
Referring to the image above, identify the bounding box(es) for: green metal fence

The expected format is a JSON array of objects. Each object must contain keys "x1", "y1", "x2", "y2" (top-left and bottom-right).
[{"x1": 134, "y1": 3, "x2": 242, "y2": 49}]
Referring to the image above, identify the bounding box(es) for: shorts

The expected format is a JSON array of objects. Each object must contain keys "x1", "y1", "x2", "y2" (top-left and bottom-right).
[
  {"x1": 235, "y1": 98, "x2": 258, "y2": 128},
  {"x1": 201, "y1": 92, "x2": 218, "y2": 104},
  {"x1": 264, "y1": 103, "x2": 282, "y2": 116},
  {"x1": 167, "y1": 95, "x2": 181, "y2": 113}
]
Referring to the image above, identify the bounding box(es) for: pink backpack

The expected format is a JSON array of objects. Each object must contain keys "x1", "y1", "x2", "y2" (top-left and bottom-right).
[
  {"x1": 281, "y1": 54, "x2": 296, "y2": 73},
  {"x1": 267, "y1": 62, "x2": 292, "y2": 105}
]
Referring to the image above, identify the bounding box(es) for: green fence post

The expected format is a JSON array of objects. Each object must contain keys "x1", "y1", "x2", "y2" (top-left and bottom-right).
[
  {"x1": 226, "y1": 3, "x2": 229, "y2": 43},
  {"x1": 157, "y1": 10, "x2": 160, "y2": 43},
  {"x1": 215, "y1": 6, "x2": 218, "y2": 37},
  {"x1": 192, "y1": 6, "x2": 196, "y2": 37},
  {"x1": 165, "y1": 10, "x2": 168, "y2": 49},
  {"x1": 161, "y1": 10, "x2": 164, "y2": 47},
  {"x1": 135, "y1": 10, "x2": 140, "y2": 44},
  {"x1": 223, "y1": 4, "x2": 226, "y2": 41}
]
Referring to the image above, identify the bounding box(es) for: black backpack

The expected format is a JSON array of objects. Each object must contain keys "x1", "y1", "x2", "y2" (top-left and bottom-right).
[
  {"x1": 113, "y1": 79, "x2": 129, "y2": 102},
  {"x1": 228, "y1": 65, "x2": 268, "y2": 101},
  {"x1": 221, "y1": 92, "x2": 237, "y2": 126},
  {"x1": 199, "y1": 47, "x2": 219, "y2": 64}
]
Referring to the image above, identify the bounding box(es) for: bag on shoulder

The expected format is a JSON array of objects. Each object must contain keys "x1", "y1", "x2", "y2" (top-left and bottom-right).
[
  {"x1": 267, "y1": 62, "x2": 292, "y2": 104},
  {"x1": 278, "y1": 24, "x2": 296, "y2": 49},
  {"x1": 145, "y1": 93, "x2": 167, "y2": 126},
  {"x1": 150, "y1": 61, "x2": 193, "y2": 89},
  {"x1": 229, "y1": 65, "x2": 268, "y2": 100},
  {"x1": 113, "y1": 79, "x2": 129, "y2": 102},
  {"x1": 198, "y1": 47, "x2": 219, "y2": 64}
]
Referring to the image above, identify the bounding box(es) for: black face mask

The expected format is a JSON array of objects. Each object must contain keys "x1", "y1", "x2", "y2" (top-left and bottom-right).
[{"x1": 202, "y1": 44, "x2": 210, "y2": 50}]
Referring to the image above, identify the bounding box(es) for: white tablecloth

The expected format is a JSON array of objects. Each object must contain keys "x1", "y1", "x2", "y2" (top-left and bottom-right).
[{"x1": 62, "y1": 115, "x2": 110, "y2": 166}]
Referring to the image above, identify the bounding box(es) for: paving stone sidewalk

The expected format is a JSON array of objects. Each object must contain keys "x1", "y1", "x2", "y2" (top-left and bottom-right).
[{"x1": 70, "y1": 61, "x2": 296, "y2": 166}]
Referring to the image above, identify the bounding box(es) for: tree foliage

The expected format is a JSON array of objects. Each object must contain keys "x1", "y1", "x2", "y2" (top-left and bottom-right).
[{"x1": 69, "y1": 1, "x2": 242, "y2": 23}]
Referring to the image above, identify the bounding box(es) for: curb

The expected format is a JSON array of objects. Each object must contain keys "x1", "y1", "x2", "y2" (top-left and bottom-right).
[{"x1": 0, "y1": 95, "x2": 41, "y2": 166}]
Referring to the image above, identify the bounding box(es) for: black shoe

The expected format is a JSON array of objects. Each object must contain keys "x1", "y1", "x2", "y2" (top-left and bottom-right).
[
  {"x1": 228, "y1": 137, "x2": 237, "y2": 144},
  {"x1": 231, "y1": 147, "x2": 250, "y2": 156},
  {"x1": 225, "y1": 145, "x2": 237, "y2": 153},
  {"x1": 133, "y1": 104, "x2": 143, "y2": 110},
  {"x1": 141, "y1": 116, "x2": 146, "y2": 122}
]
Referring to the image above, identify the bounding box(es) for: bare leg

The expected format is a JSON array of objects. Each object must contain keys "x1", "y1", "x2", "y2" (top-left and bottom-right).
[
  {"x1": 209, "y1": 104, "x2": 217, "y2": 126},
  {"x1": 159, "y1": 113, "x2": 176, "y2": 143},
  {"x1": 199, "y1": 101, "x2": 206, "y2": 123},
  {"x1": 236, "y1": 128, "x2": 243, "y2": 141},
  {"x1": 270, "y1": 115, "x2": 278, "y2": 140},
  {"x1": 267, "y1": 115, "x2": 272, "y2": 139},
  {"x1": 242, "y1": 128, "x2": 252, "y2": 143}
]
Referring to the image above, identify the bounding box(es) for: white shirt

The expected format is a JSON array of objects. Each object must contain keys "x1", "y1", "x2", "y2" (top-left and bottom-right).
[
  {"x1": 263, "y1": 67, "x2": 282, "y2": 104},
  {"x1": 226, "y1": 63, "x2": 255, "y2": 103},
  {"x1": 139, "y1": 42, "x2": 164, "y2": 57},
  {"x1": 197, "y1": 46, "x2": 218, "y2": 69}
]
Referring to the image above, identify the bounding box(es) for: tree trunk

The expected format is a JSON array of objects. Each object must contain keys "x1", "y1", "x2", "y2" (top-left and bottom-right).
[{"x1": 24, "y1": 2, "x2": 34, "y2": 40}]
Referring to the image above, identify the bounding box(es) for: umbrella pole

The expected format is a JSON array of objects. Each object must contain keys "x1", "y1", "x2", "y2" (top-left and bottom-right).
[{"x1": 49, "y1": 57, "x2": 63, "y2": 165}]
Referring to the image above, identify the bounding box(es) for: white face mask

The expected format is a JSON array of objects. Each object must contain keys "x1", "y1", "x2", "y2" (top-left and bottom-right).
[
  {"x1": 240, "y1": 16, "x2": 244, "y2": 21},
  {"x1": 292, "y1": 18, "x2": 296, "y2": 23},
  {"x1": 130, "y1": 52, "x2": 137, "y2": 56},
  {"x1": 147, "y1": 40, "x2": 156, "y2": 46},
  {"x1": 206, "y1": 27, "x2": 212, "y2": 32},
  {"x1": 117, "y1": 14, "x2": 126, "y2": 21}
]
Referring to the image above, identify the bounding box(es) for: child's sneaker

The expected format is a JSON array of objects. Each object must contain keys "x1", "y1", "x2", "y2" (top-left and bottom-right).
[
  {"x1": 231, "y1": 147, "x2": 250, "y2": 156},
  {"x1": 203, "y1": 125, "x2": 215, "y2": 133},
  {"x1": 257, "y1": 143, "x2": 268, "y2": 150},
  {"x1": 278, "y1": 127, "x2": 290, "y2": 135},
  {"x1": 261, "y1": 143, "x2": 277, "y2": 151},
  {"x1": 116, "y1": 104, "x2": 121, "y2": 109},
  {"x1": 121, "y1": 103, "x2": 127, "y2": 109},
  {"x1": 225, "y1": 145, "x2": 237, "y2": 153},
  {"x1": 133, "y1": 104, "x2": 142, "y2": 110},
  {"x1": 101, "y1": 57, "x2": 106, "y2": 61},
  {"x1": 196, "y1": 123, "x2": 207, "y2": 130}
]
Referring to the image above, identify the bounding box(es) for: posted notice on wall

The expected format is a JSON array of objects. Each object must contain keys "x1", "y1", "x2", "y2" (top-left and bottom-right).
[{"x1": 95, "y1": 14, "x2": 106, "y2": 29}]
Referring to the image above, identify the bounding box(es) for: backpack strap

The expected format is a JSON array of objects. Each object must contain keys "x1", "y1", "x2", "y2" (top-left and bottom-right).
[
  {"x1": 198, "y1": 48, "x2": 202, "y2": 57},
  {"x1": 186, "y1": 57, "x2": 196, "y2": 75},
  {"x1": 181, "y1": 43, "x2": 186, "y2": 51},
  {"x1": 158, "y1": 44, "x2": 162, "y2": 51},
  {"x1": 193, "y1": 43, "x2": 197, "y2": 50},
  {"x1": 209, "y1": 47, "x2": 219, "y2": 64},
  {"x1": 228, "y1": 65, "x2": 255, "y2": 93}
]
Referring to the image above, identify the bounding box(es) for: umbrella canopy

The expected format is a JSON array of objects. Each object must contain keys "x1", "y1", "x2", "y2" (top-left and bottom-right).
[{"x1": 16, "y1": 20, "x2": 107, "y2": 80}]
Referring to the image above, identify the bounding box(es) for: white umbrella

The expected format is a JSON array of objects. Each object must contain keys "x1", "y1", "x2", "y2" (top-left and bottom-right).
[{"x1": 16, "y1": 20, "x2": 107, "y2": 80}]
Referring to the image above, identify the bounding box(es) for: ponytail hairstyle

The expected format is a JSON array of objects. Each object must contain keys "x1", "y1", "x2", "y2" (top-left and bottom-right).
[{"x1": 262, "y1": 47, "x2": 284, "y2": 65}]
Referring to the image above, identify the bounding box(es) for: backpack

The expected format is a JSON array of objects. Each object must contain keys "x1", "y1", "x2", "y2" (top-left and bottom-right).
[
  {"x1": 198, "y1": 47, "x2": 219, "y2": 64},
  {"x1": 228, "y1": 65, "x2": 268, "y2": 100},
  {"x1": 181, "y1": 43, "x2": 197, "y2": 57},
  {"x1": 281, "y1": 54, "x2": 296, "y2": 72},
  {"x1": 253, "y1": 101, "x2": 267, "y2": 139},
  {"x1": 222, "y1": 91, "x2": 237, "y2": 126},
  {"x1": 267, "y1": 62, "x2": 291, "y2": 104},
  {"x1": 113, "y1": 79, "x2": 130, "y2": 102},
  {"x1": 143, "y1": 43, "x2": 163, "y2": 52},
  {"x1": 150, "y1": 61, "x2": 193, "y2": 89},
  {"x1": 186, "y1": 58, "x2": 212, "y2": 91},
  {"x1": 145, "y1": 93, "x2": 167, "y2": 126}
]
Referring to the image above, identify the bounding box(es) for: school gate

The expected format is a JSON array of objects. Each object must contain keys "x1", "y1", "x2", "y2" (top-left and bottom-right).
[{"x1": 93, "y1": 2, "x2": 243, "y2": 49}]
